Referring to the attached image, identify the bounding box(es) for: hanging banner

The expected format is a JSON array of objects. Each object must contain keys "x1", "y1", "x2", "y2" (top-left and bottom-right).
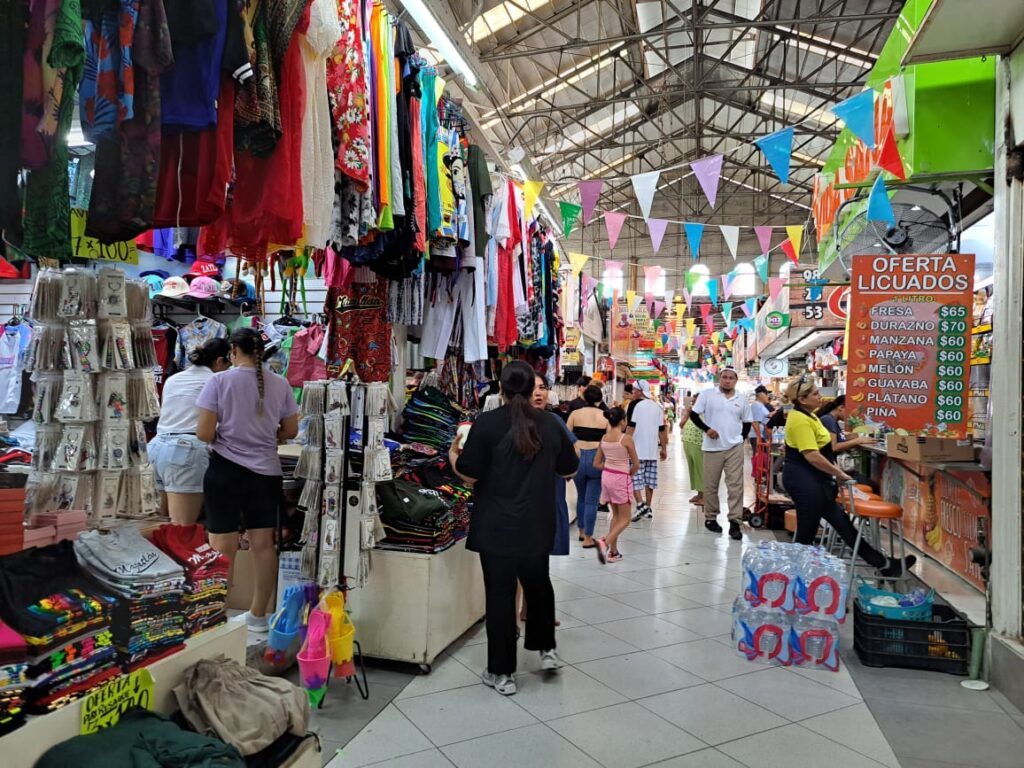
[
  {"x1": 754, "y1": 127, "x2": 795, "y2": 184},
  {"x1": 867, "y1": 174, "x2": 896, "y2": 226},
  {"x1": 707, "y1": 278, "x2": 719, "y2": 307},
  {"x1": 754, "y1": 226, "x2": 773, "y2": 255},
  {"x1": 720, "y1": 225, "x2": 739, "y2": 260},
  {"x1": 577, "y1": 179, "x2": 603, "y2": 225},
  {"x1": 785, "y1": 225, "x2": 804, "y2": 261},
  {"x1": 691, "y1": 154, "x2": 724, "y2": 208},
  {"x1": 523, "y1": 180, "x2": 545, "y2": 217},
  {"x1": 604, "y1": 211, "x2": 627, "y2": 250},
  {"x1": 568, "y1": 251, "x2": 590, "y2": 276},
  {"x1": 562, "y1": 327, "x2": 582, "y2": 365},
  {"x1": 876, "y1": 127, "x2": 907, "y2": 180},
  {"x1": 683, "y1": 222, "x2": 704, "y2": 260},
  {"x1": 753, "y1": 254, "x2": 769, "y2": 283},
  {"x1": 743, "y1": 297, "x2": 757, "y2": 318},
  {"x1": 559, "y1": 201, "x2": 582, "y2": 236},
  {"x1": 847, "y1": 253, "x2": 975, "y2": 437},
  {"x1": 780, "y1": 239, "x2": 799, "y2": 265},
  {"x1": 648, "y1": 218, "x2": 669, "y2": 253},
  {"x1": 610, "y1": 297, "x2": 634, "y2": 359},
  {"x1": 830, "y1": 90, "x2": 877, "y2": 150},
  {"x1": 630, "y1": 170, "x2": 660, "y2": 219},
  {"x1": 643, "y1": 264, "x2": 663, "y2": 287}
]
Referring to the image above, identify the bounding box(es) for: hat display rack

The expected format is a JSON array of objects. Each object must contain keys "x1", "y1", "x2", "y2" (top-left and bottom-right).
[{"x1": 23, "y1": 267, "x2": 163, "y2": 523}]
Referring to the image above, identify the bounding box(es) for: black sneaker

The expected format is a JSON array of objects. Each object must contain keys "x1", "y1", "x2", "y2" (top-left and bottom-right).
[
  {"x1": 644, "y1": 506, "x2": 654, "y2": 519},
  {"x1": 879, "y1": 555, "x2": 917, "y2": 578},
  {"x1": 631, "y1": 504, "x2": 647, "y2": 522},
  {"x1": 729, "y1": 521, "x2": 743, "y2": 540},
  {"x1": 597, "y1": 502, "x2": 609, "y2": 513},
  {"x1": 704, "y1": 519, "x2": 723, "y2": 533}
]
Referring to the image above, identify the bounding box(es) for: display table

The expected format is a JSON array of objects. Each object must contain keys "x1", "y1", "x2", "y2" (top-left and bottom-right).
[
  {"x1": 349, "y1": 539, "x2": 485, "y2": 670},
  {"x1": 2, "y1": 621, "x2": 247, "y2": 768}
]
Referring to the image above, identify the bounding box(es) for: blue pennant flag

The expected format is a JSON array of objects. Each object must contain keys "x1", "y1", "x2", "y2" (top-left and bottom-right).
[
  {"x1": 867, "y1": 174, "x2": 896, "y2": 227},
  {"x1": 684, "y1": 222, "x2": 704, "y2": 260},
  {"x1": 708, "y1": 278, "x2": 719, "y2": 307},
  {"x1": 754, "y1": 127, "x2": 795, "y2": 185},
  {"x1": 830, "y1": 90, "x2": 876, "y2": 150}
]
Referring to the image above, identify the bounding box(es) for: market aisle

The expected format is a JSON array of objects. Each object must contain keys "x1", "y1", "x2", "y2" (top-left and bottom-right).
[{"x1": 325, "y1": 442, "x2": 1018, "y2": 768}]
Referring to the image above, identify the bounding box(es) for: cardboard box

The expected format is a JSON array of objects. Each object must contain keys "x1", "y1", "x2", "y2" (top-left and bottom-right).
[{"x1": 886, "y1": 434, "x2": 975, "y2": 463}]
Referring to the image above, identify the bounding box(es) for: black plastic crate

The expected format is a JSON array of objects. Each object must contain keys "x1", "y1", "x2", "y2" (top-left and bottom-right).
[{"x1": 853, "y1": 600, "x2": 972, "y2": 675}]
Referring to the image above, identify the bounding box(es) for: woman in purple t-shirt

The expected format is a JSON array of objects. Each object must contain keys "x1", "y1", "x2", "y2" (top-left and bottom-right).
[{"x1": 197, "y1": 328, "x2": 300, "y2": 633}]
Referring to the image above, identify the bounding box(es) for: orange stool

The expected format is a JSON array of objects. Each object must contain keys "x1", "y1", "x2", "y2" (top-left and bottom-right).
[
  {"x1": 844, "y1": 492, "x2": 909, "y2": 599},
  {"x1": 853, "y1": 483, "x2": 875, "y2": 495}
]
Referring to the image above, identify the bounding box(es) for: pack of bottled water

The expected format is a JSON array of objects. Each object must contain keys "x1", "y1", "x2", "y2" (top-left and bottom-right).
[{"x1": 732, "y1": 541, "x2": 848, "y2": 672}]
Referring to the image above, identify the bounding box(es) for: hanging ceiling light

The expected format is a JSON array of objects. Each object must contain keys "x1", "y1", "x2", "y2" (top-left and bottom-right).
[{"x1": 399, "y1": 0, "x2": 479, "y2": 88}]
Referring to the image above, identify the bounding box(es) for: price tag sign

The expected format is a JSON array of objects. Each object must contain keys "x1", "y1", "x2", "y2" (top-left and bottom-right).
[
  {"x1": 847, "y1": 254, "x2": 975, "y2": 437},
  {"x1": 80, "y1": 668, "x2": 154, "y2": 734},
  {"x1": 70, "y1": 209, "x2": 139, "y2": 265}
]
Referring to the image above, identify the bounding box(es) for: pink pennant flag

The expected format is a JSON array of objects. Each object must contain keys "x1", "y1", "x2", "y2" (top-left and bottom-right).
[
  {"x1": 721, "y1": 273, "x2": 733, "y2": 300},
  {"x1": 694, "y1": 334, "x2": 705, "y2": 348},
  {"x1": 604, "y1": 211, "x2": 627, "y2": 250},
  {"x1": 647, "y1": 218, "x2": 669, "y2": 253},
  {"x1": 653, "y1": 300, "x2": 665, "y2": 318},
  {"x1": 704, "y1": 313, "x2": 716, "y2": 333},
  {"x1": 682, "y1": 287, "x2": 692, "y2": 313},
  {"x1": 605, "y1": 259, "x2": 622, "y2": 274},
  {"x1": 643, "y1": 264, "x2": 663, "y2": 286},
  {"x1": 690, "y1": 154, "x2": 724, "y2": 209},
  {"x1": 755, "y1": 226, "x2": 774, "y2": 255},
  {"x1": 769, "y1": 276, "x2": 787, "y2": 302},
  {"x1": 644, "y1": 292, "x2": 654, "y2": 313},
  {"x1": 577, "y1": 180, "x2": 603, "y2": 225}
]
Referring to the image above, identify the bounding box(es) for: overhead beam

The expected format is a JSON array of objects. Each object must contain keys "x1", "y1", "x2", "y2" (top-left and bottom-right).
[{"x1": 693, "y1": 11, "x2": 900, "y2": 29}]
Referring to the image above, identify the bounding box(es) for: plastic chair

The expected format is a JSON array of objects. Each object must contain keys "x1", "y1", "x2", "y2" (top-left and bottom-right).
[{"x1": 840, "y1": 482, "x2": 910, "y2": 601}]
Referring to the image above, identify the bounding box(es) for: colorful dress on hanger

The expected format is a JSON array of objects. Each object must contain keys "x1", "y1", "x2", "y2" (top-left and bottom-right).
[
  {"x1": 325, "y1": 276, "x2": 391, "y2": 382},
  {"x1": 327, "y1": 0, "x2": 371, "y2": 189},
  {"x1": 80, "y1": 0, "x2": 140, "y2": 140}
]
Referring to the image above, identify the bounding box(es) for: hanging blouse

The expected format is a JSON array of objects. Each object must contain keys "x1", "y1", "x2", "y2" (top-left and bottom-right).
[
  {"x1": 325, "y1": 276, "x2": 392, "y2": 382},
  {"x1": 326, "y1": 0, "x2": 370, "y2": 189},
  {"x1": 21, "y1": 0, "x2": 69, "y2": 170},
  {"x1": 80, "y1": 0, "x2": 141, "y2": 140}
]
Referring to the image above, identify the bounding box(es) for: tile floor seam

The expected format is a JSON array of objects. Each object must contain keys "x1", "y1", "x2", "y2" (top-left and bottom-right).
[
  {"x1": 788, "y1": 721, "x2": 890, "y2": 768},
  {"x1": 435, "y1": 721, "x2": 542, "y2": 754},
  {"x1": 704, "y1": 674, "x2": 855, "y2": 725},
  {"x1": 390, "y1": 698, "x2": 465, "y2": 753}
]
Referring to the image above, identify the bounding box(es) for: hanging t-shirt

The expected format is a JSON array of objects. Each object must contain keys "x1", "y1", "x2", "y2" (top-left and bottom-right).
[
  {"x1": 325, "y1": 278, "x2": 391, "y2": 382},
  {"x1": 0, "y1": 328, "x2": 23, "y2": 413},
  {"x1": 174, "y1": 317, "x2": 227, "y2": 370}
]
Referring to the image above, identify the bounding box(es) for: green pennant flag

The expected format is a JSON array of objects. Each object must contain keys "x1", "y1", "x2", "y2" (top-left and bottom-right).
[
  {"x1": 685, "y1": 270, "x2": 703, "y2": 294},
  {"x1": 559, "y1": 201, "x2": 583, "y2": 237}
]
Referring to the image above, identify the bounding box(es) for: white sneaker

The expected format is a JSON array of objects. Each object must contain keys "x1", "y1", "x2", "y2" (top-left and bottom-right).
[
  {"x1": 481, "y1": 670, "x2": 517, "y2": 695},
  {"x1": 540, "y1": 650, "x2": 564, "y2": 671},
  {"x1": 235, "y1": 611, "x2": 269, "y2": 633}
]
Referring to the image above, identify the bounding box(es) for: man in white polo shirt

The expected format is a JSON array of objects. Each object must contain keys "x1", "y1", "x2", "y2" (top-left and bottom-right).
[
  {"x1": 627, "y1": 380, "x2": 667, "y2": 521},
  {"x1": 689, "y1": 368, "x2": 752, "y2": 540}
]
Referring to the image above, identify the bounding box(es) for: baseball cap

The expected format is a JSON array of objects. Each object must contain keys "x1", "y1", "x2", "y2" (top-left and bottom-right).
[
  {"x1": 637, "y1": 380, "x2": 653, "y2": 397},
  {"x1": 139, "y1": 269, "x2": 170, "y2": 280},
  {"x1": 187, "y1": 276, "x2": 220, "y2": 299},
  {"x1": 185, "y1": 257, "x2": 220, "y2": 280},
  {"x1": 159, "y1": 276, "x2": 190, "y2": 298},
  {"x1": 219, "y1": 278, "x2": 256, "y2": 304},
  {"x1": 143, "y1": 274, "x2": 165, "y2": 299}
]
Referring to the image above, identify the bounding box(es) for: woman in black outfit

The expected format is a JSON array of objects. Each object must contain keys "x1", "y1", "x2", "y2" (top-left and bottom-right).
[
  {"x1": 781, "y1": 378, "x2": 914, "y2": 577},
  {"x1": 449, "y1": 361, "x2": 579, "y2": 696}
]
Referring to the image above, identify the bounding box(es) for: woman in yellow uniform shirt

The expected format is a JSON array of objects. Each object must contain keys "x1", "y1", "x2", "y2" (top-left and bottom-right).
[{"x1": 781, "y1": 377, "x2": 914, "y2": 577}]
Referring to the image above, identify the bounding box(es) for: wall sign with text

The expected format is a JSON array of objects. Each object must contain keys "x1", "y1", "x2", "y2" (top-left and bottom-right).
[{"x1": 847, "y1": 253, "x2": 975, "y2": 437}]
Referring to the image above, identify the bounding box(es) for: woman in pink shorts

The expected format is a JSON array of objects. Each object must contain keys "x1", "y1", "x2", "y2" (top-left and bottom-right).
[{"x1": 593, "y1": 407, "x2": 639, "y2": 563}]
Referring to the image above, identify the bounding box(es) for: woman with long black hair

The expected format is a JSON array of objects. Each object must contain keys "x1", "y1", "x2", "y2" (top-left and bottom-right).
[
  {"x1": 450, "y1": 361, "x2": 579, "y2": 696},
  {"x1": 782, "y1": 377, "x2": 913, "y2": 577}
]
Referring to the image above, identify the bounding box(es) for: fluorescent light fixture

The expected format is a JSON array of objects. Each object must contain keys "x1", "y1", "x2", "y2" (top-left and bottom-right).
[
  {"x1": 776, "y1": 330, "x2": 842, "y2": 359},
  {"x1": 400, "y1": 0, "x2": 479, "y2": 87}
]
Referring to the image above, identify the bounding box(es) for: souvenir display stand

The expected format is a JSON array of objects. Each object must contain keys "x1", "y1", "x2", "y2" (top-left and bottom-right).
[{"x1": 0, "y1": 622, "x2": 247, "y2": 767}]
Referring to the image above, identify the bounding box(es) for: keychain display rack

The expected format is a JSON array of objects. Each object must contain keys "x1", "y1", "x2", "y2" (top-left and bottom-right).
[{"x1": 23, "y1": 268, "x2": 162, "y2": 523}]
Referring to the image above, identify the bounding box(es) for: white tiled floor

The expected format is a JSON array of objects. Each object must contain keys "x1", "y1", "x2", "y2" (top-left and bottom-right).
[{"x1": 326, "y1": 443, "x2": 913, "y2": 768}]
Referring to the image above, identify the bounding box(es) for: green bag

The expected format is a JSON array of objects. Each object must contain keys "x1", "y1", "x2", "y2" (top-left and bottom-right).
[{"x1": 376, "y1": 479, "x2": 445, "y2": 525}]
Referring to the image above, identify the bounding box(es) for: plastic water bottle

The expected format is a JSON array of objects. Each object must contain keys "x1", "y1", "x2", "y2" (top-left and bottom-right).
[{"x1": 789, "y1": 614, "x2": 840, "y2": 672}]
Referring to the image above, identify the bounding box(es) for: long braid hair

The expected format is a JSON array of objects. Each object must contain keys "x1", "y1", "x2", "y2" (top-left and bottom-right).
[{"x1": 230, "y1": 328, "x2": 266, "y2": 415}]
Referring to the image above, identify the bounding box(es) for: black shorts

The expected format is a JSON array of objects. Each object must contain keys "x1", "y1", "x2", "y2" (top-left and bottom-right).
[{"x1": 203, "y1": 451, "x2": 282, "y2": 534}]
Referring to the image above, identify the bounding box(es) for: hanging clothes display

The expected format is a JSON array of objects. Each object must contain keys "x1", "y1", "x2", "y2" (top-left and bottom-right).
[{"x1": 325, "y1": 272, "x2": 391, "y2": 382}]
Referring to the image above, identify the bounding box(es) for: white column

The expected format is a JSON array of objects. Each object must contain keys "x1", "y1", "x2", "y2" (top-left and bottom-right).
[{"x1": 990, "y1": 52, "x2": 1024, "y2": 639}]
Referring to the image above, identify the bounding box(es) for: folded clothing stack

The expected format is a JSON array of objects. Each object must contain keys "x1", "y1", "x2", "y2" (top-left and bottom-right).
[
  {"x1": 0, "y1": 620, "x2": 26, "y2": 734},
  {"x1": 23, "y1": 525, "x2": 56, "y2": 548},
  {"x1": 30, "y1": 510, "x2": 88, "y2": 542},
  {"x1": 378, "y1": 506, "x2": 457, "y2": 554},
  {"x1": 151, "y1": 524, "x2": 229, "y2": 637},
  {"x1": 400, "y1": 386, "x2": 466, "y2": 450},
  {"x1": 74, "y1": 528, "x2": 186, "y2": 668},
  {"x1": 0, "y1": 541, "x2": 118, "y2": 712},
  {"x1": 399, "y1": 460, "x2": 473, "y2": 540}
]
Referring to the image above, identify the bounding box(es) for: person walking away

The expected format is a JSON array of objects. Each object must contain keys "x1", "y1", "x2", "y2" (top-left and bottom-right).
[
  {"x1": 450, "y1": 362, "x2": 578, "y2": 696},
  {"x1": 690, "y1": 368, "x2": 751, "y2": 540},
  {"x1": 663, "y1": 394, "x2": 677, "y2": 434},
  {"x1": 566, "y1": 386, "x2": 609, "y2": 547},
  {"x1": 750, "y1": 385, "x2": 774, "y2": 453},
  {"x1": 149, "y1": 339, "x2": 230, "y2": 524},
  {"x1": 196, "y1": 329, "x2": 300, "y2": 632},
  {"x1": 782, "y1": 378, "x2": 915, "y2": 576},
  {"x1": 625, "y1": 382, "x2": 642, "y2": 423},
  {"x1": 567, "y1": 375, "x2": 600, "y2": 414},
  {"x1": 593, "y1": 407, "x2": 639, "y2": 564},
  {"x1": 679, "y1": 400, "x2": 705, "y2": 506},
  {"x1": 627, "y1": 380, "x2": 667, "y2": 521}
]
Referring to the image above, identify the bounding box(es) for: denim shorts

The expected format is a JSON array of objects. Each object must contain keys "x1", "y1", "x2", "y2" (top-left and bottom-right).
[{"x1": 149, "y1": 434, "x2": 209, "y2": 493}]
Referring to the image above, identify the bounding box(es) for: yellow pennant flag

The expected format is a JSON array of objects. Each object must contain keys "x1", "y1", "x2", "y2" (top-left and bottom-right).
[
  {"x1": 685, "y1": 318, "x2": 696, "y2": 338},
  {"x1": 568, "y1": 251, "x2": 589, "y2": 276},
  {"x1": 626, "y1": 290, "x2": 636, "y2": 309},
  {"x1": 712, "y1": 331, "x2": 722, "y2": 345},
  {"x1": 725, "y1": 339, "x2": 733, "y2": 351},
  {"x1": 785, "y1": 224, "x2": 804, "y2": 260},
  {"x1": 523, "y1": 180, "x2": 545, "y2": 217}
]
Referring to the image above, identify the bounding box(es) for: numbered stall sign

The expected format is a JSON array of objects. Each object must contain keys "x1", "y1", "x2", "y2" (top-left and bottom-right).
[
  {"x1": 846, "y1": 254, "x2": 975, "y2": 437},
  {"x1": 70, "y1": 210, "x2": 140, "y2": 265}
]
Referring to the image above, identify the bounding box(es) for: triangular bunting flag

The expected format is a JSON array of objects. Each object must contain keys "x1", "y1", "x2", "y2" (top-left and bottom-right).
[
  {"x1": 577, "y1": 179, "x2": 603, "y2": 225},
  {"x1": 743, "y1": 297, "x2": 757, "y2": 318},
  {"x1": 684, "y1": 222, "x2": 704, "y2": 260},
  {"x1": 604, "y1": 211, "x2": 627, "y2": 250},
  {"x1": 685, "y1": 318, "x2": 696, "y2": 338},
  {"x1": 630, "y1": 170, "x2": 661, "y2": 219},
  {"x1": 682, "y1": 287, "x2": 692, "y2": 313},
  {"x1": 568, "y1": 251, "x2": 589, "y2": 276},
  {"x1": 785, "y1": 225, "x2": 804, "y2": 261},
  {"x1": 830, "y1": 90, "x2": 877, "y2": 149},
  {"x1": 643, "y1": 265, "x2": 663, "y2": 286},
  {"x1": 653, "y1": 300, "x2": 665, "y2": 319},
  {"x1": 648, "y1": 218, "x2": 669, "y2": 253},
  {"x1": 629, "y1": 293, "x2": 643, "y2": 313},
  {"x1": 523, "y1": 180, "x2": 545, "y2": 217},
  {"x1": 694, "y1": 334, "x2": 705, "y2": 348},
  {"x1": 708, "y1": 279, "x2": 719, "y2": 307},
  {"x1": 720, "y1": 225, "x2": 739, "y2": 260},
  {"x1": 877, "y1": 128, "x2": 907, "y2": 180},
  {"x1": 559, "y1": 201, "x2": 582, "y2": 237},
  {"x1": 867, "y1": 173, "x2": 896, "y2": 226},
  {"x1": 605, "y1": 260, "x2": 622, "y2": 275},
  {"x1": 721, "y1": 301, "x2": 733, "y2": 322},
  {"x1": 644, "y1": 292, "x2": 655, "y2": 314},
  {"x1": 691, "y1": 154, "x2": 724, "y2": 209},
  {"x1": 780, "y1": 239, "x2": 799, "y2": 266},
  {"x1": 769, "y1": 277, "x2": 786, "y2": 302},
  {"x1": 754, "y1": 226, "x2": 773, "y2": 255},
  {"x1": 712, "y1": 331, "x2": 722, "y2": 345},
  {"x1": 705, "y1": 314, "x2": 716, "y2": 333},
  {"x1": 626, "y1": 289, "x2": 637, "y2": 308},
  {"x1": 754, "y1": 127, "x2": 795, "y2": 184},
  {"x1": 685, "y1": 269, "x2": 701, "y2": 294},
  {"x1": 721, "y1": 272, "x2": 734, "y2": 300},
  {"x1": 754, "y1": 254, "x2": 769, "y2": 283}
]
